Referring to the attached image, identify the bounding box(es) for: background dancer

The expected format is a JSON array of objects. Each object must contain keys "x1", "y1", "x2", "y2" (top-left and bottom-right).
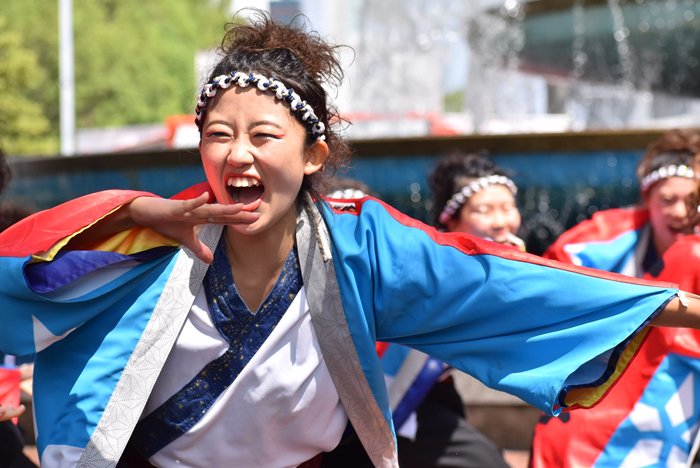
[
  {"x1": 396, "y1": 150, "x2": 530, "y2": 467},
  {"x1": 327, "y1": 173, "x2": 510, "y2": 468},
  {"x1": 4, "y1": 12, "x2": 700, "y2": 468},
  {"x1": 429, "y1": 150, "x2": 524, "y2": 248},
  {"x1": 532, "y1": 129, "x2": 700, "y2": 468}
]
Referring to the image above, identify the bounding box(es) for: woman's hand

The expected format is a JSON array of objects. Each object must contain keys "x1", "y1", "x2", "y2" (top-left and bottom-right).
[
  {"x1": 66, "y1": 192, "x2": 259, "y2": 264},
  {"x1": 127, "y1": 192, "x2": 260, "y2": 263},
  {"x1": 0, "y1": 404, "x2": 25, "y2": 421}
]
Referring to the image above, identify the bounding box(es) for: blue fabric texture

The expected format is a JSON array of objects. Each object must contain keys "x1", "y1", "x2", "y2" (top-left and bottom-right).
[
  {"x1": 131, "y1": 238, "x2": 302, "y2": 459},
  {"x1": 325, "y1": 199, "x2": 677, "y2": 418},
  {"x1": 24, "y1": 247, "x2": 177, "y2": 293},
  {"x1": 0, "y1": 193, "x2": 680, "y2": 461},
  {"x1": 0, "y1": 252, "x2": 177, "y2": 358},
  {"x1": 29, "y1": 253, "x2": 178, "y2": 457},
  {"x1": 566, "y1": 227, "x2": 643, "y2": 274}
]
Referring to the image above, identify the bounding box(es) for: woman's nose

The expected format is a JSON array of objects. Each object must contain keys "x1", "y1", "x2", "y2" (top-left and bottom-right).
[
  {"x1": 492, "y1": 209, "x2": 506, "y2": 227},
  {"x1": 227, "y1": 141, "x2": 255, "y2": 167},
  {"x1": 670, "y1": 200, "x2": 688, "y2": 219}
]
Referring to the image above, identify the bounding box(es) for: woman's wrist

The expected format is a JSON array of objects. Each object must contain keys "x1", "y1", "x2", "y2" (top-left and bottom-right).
[
  {"x1": 64, "y1": 198, "x2": 143, "y2": 251},
  {"x1": 121, "y1": 197, "x2": 147, "y2": 230}
]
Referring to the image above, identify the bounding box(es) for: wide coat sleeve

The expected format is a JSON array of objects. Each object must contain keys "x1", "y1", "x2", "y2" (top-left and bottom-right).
[
  {"x1": 0, "y1": 184, "x2": 213, "y2": 460},
  {"x1": 0, "y1": 183, "x2": 212, "y2": 356},
  {"x1": 325, "y1": 198, "x2": 679, "y2": 415}
]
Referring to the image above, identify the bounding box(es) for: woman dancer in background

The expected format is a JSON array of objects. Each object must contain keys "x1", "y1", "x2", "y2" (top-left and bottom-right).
[
  {"x1": 545, "y1": 129, "x2": 700, "y2": 276},
  {"x1": 327, "y1": 172, "x2": 510, "y2": 468},
  {"x1": 388, "y1": 150, "x2": 531, "y2": 468},
  {"x1": 532, "y1": 129, "x2": 700, "y2": 468},
  {"x1": 430, "y1": 151, "x2": 524, "y2": 249}
]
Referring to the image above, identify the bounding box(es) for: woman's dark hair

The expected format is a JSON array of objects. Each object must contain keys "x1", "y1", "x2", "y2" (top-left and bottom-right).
[
  {"x1": 636, "y1": 129, "x2": 700, "y2": 186},
  {"x1": 0, "y1": 202, "x2": 34, "y2": 233},
  {"x1": 0, "y1": 147, "x2": 10, "y2": 197},
  {"x1": 0, "y1": 147, "x2": 34, "y2": 232},
  {"x1": 428, "y1": 151, "x2": 510, "y2": 229},
  {"x1": 201, "y1": 9, "x2": 350, "y2": 200}
]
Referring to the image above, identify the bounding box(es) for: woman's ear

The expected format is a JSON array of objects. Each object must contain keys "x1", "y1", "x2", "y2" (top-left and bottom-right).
[{"x1": 304, "y1": 140, "x2": 329, "y2": 175}]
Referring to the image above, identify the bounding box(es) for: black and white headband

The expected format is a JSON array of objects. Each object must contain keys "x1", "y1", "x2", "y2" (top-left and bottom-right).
[
  {"x1": 195, "y1": 71, "x2": 326, "y2": 140},
  {"x1": 439, "y1": 175, "x2": 518, "y2": 225},
  {"x1": 640, "y1": 164, "x2": 695, "y2": 192}
]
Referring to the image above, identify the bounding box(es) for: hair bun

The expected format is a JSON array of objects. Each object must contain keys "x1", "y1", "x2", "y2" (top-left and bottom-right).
[{"x1": 223, "y1": 9, "x2": 343, "y2": 88}]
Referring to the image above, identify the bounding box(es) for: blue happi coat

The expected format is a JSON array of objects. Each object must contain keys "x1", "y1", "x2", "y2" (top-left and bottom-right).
[{"x1": 0, "y1": 185, "x2": 680, "y2": 468}]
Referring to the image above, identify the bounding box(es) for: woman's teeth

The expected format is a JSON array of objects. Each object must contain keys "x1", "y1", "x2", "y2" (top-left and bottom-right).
[
  {"x1": 227, "y1": 176, "x2": 260, "y2": 188},
  {"x1": 226, "y1": 176, "x2": 262, "y2": 204}
]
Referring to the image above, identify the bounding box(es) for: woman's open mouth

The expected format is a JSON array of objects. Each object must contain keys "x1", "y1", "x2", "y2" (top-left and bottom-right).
[
  {"x1": 668, "y1": 224, "x2": 695, "y2": 239},
  {"x1": 226, "y1": 176, "x2": 265, "y2": 211}
]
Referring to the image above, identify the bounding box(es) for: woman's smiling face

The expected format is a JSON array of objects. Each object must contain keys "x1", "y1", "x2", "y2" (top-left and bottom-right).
[
  {"x1": 199, "y1": 85, "x2": 327, "y2": 235},
  {"x1": 446, "y1": 183, "x2": 521, "y2": 243},
  {"x1": 644, "y1": 176, "x2": 698, "y2": 255}
]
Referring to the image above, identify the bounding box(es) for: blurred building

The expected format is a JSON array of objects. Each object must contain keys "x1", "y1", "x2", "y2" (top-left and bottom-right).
[{"x1": 78, "y1": 0, "x2": 700, "y2": 153}]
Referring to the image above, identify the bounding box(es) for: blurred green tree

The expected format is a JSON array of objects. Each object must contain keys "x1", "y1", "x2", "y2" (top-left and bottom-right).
[
  {"x1": 0, "y1": 16, "x2": 57, "y2": 155},
  {"x1": 0, "y1": 0, "x2": 232, "y2": 155},
  {"x1": 444, "y1": 90, "x2": 463, "y2": 113}
]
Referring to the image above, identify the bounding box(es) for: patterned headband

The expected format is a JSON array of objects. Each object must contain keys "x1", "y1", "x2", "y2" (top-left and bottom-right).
[
  {"x1": 640, "y1": 164, "x2": 695, "y2": 192},
  {"x1": 328, "y1": 188, "x2": 370, "y2": 200},
  {"x1": 438, "y1": 175, "x2": 518, "y2": 225},
  {"x1": 195, "y1": 72, "x2": 326, "y2": 140}
]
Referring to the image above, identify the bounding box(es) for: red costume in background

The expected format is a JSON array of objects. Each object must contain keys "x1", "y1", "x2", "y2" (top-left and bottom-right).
[{"x1": 533, "y1": 208, "x2": 700, "y2": 468}]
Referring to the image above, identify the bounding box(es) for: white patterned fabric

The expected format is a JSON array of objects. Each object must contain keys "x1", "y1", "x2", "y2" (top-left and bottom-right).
[
  {"x1": 297, "y1": 195, "x2": 399, "y2": 468},
  {"x1": 78, "y1": 224, "x2": 222, "y2": 468}
]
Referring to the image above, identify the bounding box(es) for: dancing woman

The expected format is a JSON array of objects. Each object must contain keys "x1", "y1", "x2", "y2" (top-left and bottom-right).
[{"x1": 2, "y1": 13, "x2": 700, "y2": 468}]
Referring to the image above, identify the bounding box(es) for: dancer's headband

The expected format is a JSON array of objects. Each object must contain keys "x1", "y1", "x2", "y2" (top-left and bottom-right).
[
  {"x1": 195, "y1": 72, "x2": 326, "y2": 141},
  {"x1": 640, "y1": 164, "x2": 695, "y2": 192},
  {"x1": 439, "y1": 175, "x2": 518, "y2": 225}
]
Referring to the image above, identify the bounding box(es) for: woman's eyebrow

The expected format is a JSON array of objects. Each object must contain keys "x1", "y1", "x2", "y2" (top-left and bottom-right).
[
  {"x1": 250, "y1": 119, "x2": 284, "y2": 130},
  {"x1": 204, "y1": 119, "x2": 234, "y2": 129}
]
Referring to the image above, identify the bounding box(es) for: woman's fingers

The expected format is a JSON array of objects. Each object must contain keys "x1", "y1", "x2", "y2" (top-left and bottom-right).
[
  {"x1": 129, "y1": 196, "x2": 211, "y2": 226},
  {"x1": 0, "y1": 404, "x2": 25, "y2": 421},
  {"x1": 184, "y1": 201, "x2": 260, "y2": 225},
  {"x1": 186, "y1": 202, "x2": 246, "y2": 220},
  {"x1": 132, "y1": 193, "x2": 259, "y2": 227},
  {"x1": 175, "y1": 192, "x2": 211, "y2": 215},
  {"x1": 179, "y1": 235, "x2": 215, "y2": 264},
  {"x1": 206, "y1": 212, "x2": 260, "y2": 225}
]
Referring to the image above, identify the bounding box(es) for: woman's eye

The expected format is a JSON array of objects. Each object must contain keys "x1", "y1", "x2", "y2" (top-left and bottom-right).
[
  {"x1": 255, "y1": 133, "x2": 280, "y2": 140},
  {"x1": 206, "y1": 132, "x2": 229, "y2": 138}
]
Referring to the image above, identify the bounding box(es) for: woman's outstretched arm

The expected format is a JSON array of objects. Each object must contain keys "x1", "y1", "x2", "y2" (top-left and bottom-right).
[
  {"x1": 67, "y1": 192, "x2": 259, "y2": 263},
  {"x1": 651, "y1": 292, "x2": 700, "y2": 329}
]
